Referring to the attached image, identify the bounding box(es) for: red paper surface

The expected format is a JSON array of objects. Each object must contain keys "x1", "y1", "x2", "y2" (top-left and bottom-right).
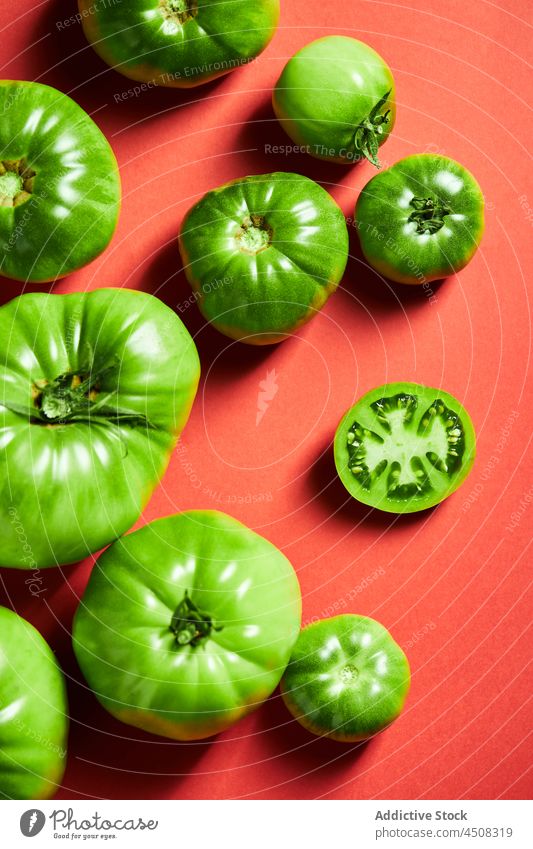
[{"x1": 1, "y1": 0, "x2": 531, "y2": 800}]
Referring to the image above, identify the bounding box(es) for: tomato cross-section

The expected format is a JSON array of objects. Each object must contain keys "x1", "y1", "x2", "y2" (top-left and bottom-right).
[{"x1": 334, "y1": 383, "x2": 476, "y2": 513}]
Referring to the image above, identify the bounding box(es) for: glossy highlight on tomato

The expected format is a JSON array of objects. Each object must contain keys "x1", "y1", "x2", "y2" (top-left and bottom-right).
[
  {"x1": 334, "y1": 382, "x2": 476, "y2": 513},
  {"x1": 0, "y1": 289, "x2": 200, "y2": 568},
  {"x1": 73, "y1": 510, "x2": 302, "y2": 741},
  {"x1": 79, "y1": 0, "x2": 280, "y2": 88},
  {"x1": 0, "y1": 81, "x2": 120, "y2": 283},
  {"x1": 281, "y1": 615, "x2": 410, "y2": 742},
  {"x1": 355, "y1": 154, "x2": 485, "y2": 284},
  {"x1": 273, "y1": 36, "x2": 395, "y2": 167},
  {"x1": 0, "y1": 607, "x2": 68, "y2": 799},
  {"x1": 179, "y1": 172, "x2": 349, "y2": 344}
]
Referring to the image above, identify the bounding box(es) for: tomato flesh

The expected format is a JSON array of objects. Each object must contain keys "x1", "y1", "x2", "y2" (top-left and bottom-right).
[
  {"x1": 334, "y1": 383, "x2": 476, "y2": 513},
  {"x1": 281, "y1": 615, "x2": 410, "y2": 742}
]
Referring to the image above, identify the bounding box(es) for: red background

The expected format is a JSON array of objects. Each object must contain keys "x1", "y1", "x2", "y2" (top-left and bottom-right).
[{"x1": 1, "y1": 0, "x2": 531, "y2": 800}]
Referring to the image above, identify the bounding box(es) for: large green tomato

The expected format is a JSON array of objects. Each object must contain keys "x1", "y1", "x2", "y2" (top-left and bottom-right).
[
  {"x1": 355, "y1": 154, "x2": 485, "y2": 284},
  {"x1": 0, "y1": 81, "x2": 120, "y2": 283},
  {"x1": 273, "y1": 36, "x2": 395, "y2": 167},
  {"x1": 281, "y1": 615, "x2": 410, "y2": 742},
  {"x1": 0, "y1": 607, "x2": 68, "y2": 799},
  {"x1": 73, "y1": 511, "x2": 302, "y2": 740},
  {"x1": 79, "y1": 0, "x2": 279, "y2": 88},
  {"x1": 334, "y1": 382, "x2": 476, "y2": 513},
  {"x1": 179, "y1": 172, "x2": 349, "y2": 344},
  {"x1": 0, "y1": 289, "x2": 200, "y2": 568}
]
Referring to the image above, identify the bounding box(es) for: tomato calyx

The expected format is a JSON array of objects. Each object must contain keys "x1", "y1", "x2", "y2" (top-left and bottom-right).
[
  {"x1": 408, "y1": 196, "x2": 451, "y2": 234},
  {"x1": 235, "y1": 214, "x2": 272, "y2": 255},
  {"x1": 160, "y1": 0, "x2": 197, "y2": 25},
  {"x1": 15, "y1": 361, "x2": 155, "y2": 428},
  {"x1": 353, "y1": 89, "x2": 391, "y2": 168},
  {"x1": 170, "y1": 591, "x2": 222, "y2": 646},
  {"x1": 0, "y1": 158, "x2": 35, "y2": 207}
]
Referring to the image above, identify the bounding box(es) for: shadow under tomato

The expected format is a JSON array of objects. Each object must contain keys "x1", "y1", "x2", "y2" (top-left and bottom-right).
[
  {"x1": 133, "y1": 238, "x2": 281, "y2": 377},
  {"x1": 0, "y1": 561, "x2": 87, "y2": 635},
  {"x1": 251, "y1": 688, "x2": 374, "y2": 794},
  {"x1": 344, "y1": 223, "x2": 450, "y2": 318},
  {"x1": 235, "y1": 98, "x2": 364, "y2": 189},
  {"x1": 0, "y1": 561, "x2": 186, "y2": 800},
  {"x1": 54, "y1": 641, "x2": 212, "y2": 800},
  {"x1": 0, "y1": 278, "x2": 55, "y2": 308},
  {"x1": 25, "y1": 0, "x2": 117, "y2": 112},
  {"x1": 0, "y1": 562, "x2": 213, "y2": 800},
  {"x1": 310, "y1": 437, "x2": 439, "y2": 531}
]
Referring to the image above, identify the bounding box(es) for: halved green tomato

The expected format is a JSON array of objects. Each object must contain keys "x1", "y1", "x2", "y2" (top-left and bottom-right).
[
  {"x1": 0, "y1": 81, "x2": 120, "y2": 283},
  {"x1": 79, "y1": 0, "x2": 280, "y2": 88},
  {"x1": 281, "y1": 614, "x2": 410, "y2": 742},
  {"x1": 72, "y1": 510, "x2": 302, "y2": 740},
  {"x1": 334, "y1": 383, "x2": 476, "y2": 513}
]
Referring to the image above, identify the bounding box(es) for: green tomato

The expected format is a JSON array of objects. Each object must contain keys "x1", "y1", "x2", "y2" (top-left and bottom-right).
[
  {"x1": 273, "y1": 36, "x2": 395, "y2": 167},
  {"x1": 355, "y1": 154, "x2": 485, "y2": 284},
  {"x1": 281, "y1": 615, "x2": 410, "y2": 742},
  {"x1": 0, "y1": 289, "x2": 200, "y2": 568},
  {"x1": 334, "y1": 382, "x2": 476, "y2": 513},
  {"x1": 179, "y1": 172, "x2": 349, "y2": 344},
  {"x1": 0, "y1": 81, "x2": 120, "y2": 283},
  {"x1": 73, "y1": 510, "x2": 302, "y2": 741},
  {"x1": 79, "y1": 0, "x2": 279, "y2": 88},
  {"x1": 0, "y1": 606, "x2": 68, "y2": 799}
]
